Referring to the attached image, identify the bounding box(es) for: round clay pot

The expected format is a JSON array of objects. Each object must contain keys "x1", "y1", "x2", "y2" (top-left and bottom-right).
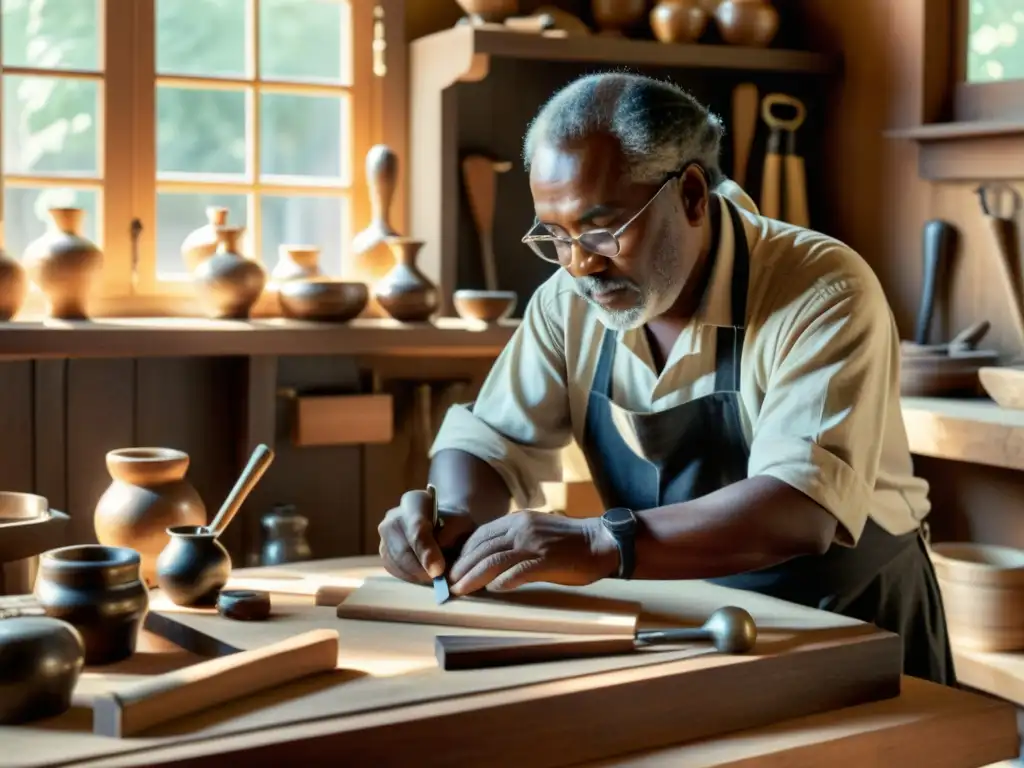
[
  {"x1": 456, "y1": 0, "x2": 518, "y2": 23},
  {"x1": 278, "y1": 279, "x2": 368, "y2": 322},
  {"x1": 193, "y1": 227, "x2": 267, "y2": 319},
  {"x1": 651, "y1": 0, "x2": 709, "y2": 43},
  {"x1": 714, "y1": 0, "x2": 779, "y2": 47},
  {"x1": 0, "y1": 616, "x2": 84, "y2": 724},
  {"x1": 271, "y1": 245, "x2": 322, "y2": 283},
  {"x1": 260, "y1": 505, "x2": 313, "y2": 566},
  {"x1": 374, "y1": 238, "x2": 439, "y2": 322},
  {"x1": 34, "y1": 545, "x2": 149, "y2": 666},
  {"x1": 23, "y1": 208, "x2": 103, "y2": 320},
  {"x1": 453, "y1": 289, "x2": 518, "y2": 323},
  {"x1": 0, "y1": 245, "x2": 28, "y2": 321},
  {"x1": 592, "y1": 0, "x2": 649, "y2": 35},
  {"x1": 181, "y1": 207, "x2": 230, "y2": 273},
  {"x1": 156, "y1": 526, "x2": 232, "y2": 607},
  {"x1": 94, "y1": 448, "x2": 207, "y2": 587}
]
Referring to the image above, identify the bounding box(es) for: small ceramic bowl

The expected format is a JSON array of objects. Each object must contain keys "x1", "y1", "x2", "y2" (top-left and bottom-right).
[
  {"x1": 453, "y1": 290, "x2": 518, "y2": 323},
  {"x1": 278, "y1": 279, "x2": 369, "y2": 322}
]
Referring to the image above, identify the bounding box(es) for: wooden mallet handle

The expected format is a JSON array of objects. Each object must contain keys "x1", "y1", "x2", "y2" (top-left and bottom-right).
[{"x1": 207, "y1": 443, "x2": 275, "y2": 537}]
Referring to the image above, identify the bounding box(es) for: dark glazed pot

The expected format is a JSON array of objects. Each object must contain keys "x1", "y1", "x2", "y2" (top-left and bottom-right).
[
  {"x1": 260, "y1": 504, "x2": 312, "y2": 566},
  {"x1": 34, "y1": 545, "x2": 149, "y2": 666},
  {"x1": 0, "y1": 617, "x2": 84, "y2": 724},
  {"x1": 156, "y1": 526, "x2": 232, "y2": 607}
]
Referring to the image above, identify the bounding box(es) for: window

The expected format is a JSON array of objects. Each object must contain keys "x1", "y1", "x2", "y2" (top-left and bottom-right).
[
  {"x1": 0, "y1": 0, "x2": 392, "y2": 317},
  {"x1": 965, "y1": 0, "x2": 1024, "y2": 83}
]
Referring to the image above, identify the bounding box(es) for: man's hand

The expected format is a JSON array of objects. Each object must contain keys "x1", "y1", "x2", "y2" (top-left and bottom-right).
[
  {"x1": 378, "y1": 490, "x2": 477, "y2": 584},
  {"x1": 447, "y1": 511, "x2": 619, "y2": 596}
]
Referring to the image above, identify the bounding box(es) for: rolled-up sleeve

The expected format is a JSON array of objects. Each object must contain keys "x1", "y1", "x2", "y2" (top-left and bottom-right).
[
  {"x1": 747, "y1": 275, "x2": 897, "y2": 546},
  {"x1": 429, "y1": 290, "x2": 573, "y2": 509}
]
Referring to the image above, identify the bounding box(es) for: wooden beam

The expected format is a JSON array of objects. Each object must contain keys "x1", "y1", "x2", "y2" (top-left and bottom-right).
[{"x1": 901, "y1": 397, "x2": 1024, "y2": 471}]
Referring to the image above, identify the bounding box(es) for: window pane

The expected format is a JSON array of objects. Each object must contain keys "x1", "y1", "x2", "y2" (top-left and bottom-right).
[
  {"x1": 155, "y1": 192, "x2": 248, "y2": 277},
  {"x1": 3, "y1": 75, "x2": 100, "y2": 175},
  {"x1": 157, "y1": 86, "x2": 248, "y2": 177},
  {"x1": 156, "y1": 0, "x2": 248, "y2": 78},
  {"x1": 2, "y1": 0, "x2": 101, "y2": 71},
  {"x1": 260, "y1": 93, "x2": 348, "y2": 182},
  {"x1": 260, "y1": 195, "x2": 347, "y2": 276},
  {"x1": 260, "y1": 0, "x2": 351, "y2": 84},
  {"x1": 967, "y1": 1, "x2": 1024, "y2": 83},
  {"x1": 3, "y1": 186, "x2": 100, "y2": 258}
]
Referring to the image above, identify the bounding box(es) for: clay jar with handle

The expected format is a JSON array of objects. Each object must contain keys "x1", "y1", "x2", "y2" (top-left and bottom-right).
[
  {"x1": 651, "y1": 0, "x2": 709, "y2": 43},
  {"x1": 0, "y1": 244, "x2": 28, "y2": 321},
  {"x1": 0, "y1": 617, "x2": 84, "y2": 724},
  {"x1": 374, "y1": 237, "x2": 439, "y2": 322},
  {"x1": 156, "y1": 525, "x2": 231, "y2": 607},
  {"x1": 592, "y1": 0, "x2": 649, "y2": 35},
  {"x1": 714, "y1": 0, "x2": 779, "y2": 47},
  {"x1": 94, "y1": 448, "x2": 207, "y2": 587},
  {"x1": 33, "y1": 545, "x2": 149, "y2": 665},
  {"x1": 193, "y1": 226, "x2": 267, "y2": 319},
  {"x1": 23, "y1": 208, "x2": 103, "y2": 320}
]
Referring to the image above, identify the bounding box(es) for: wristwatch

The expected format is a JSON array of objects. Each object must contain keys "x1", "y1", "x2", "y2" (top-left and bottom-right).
[{"x1": 601, "y1": 507, "x2": 638, "y2": 580}]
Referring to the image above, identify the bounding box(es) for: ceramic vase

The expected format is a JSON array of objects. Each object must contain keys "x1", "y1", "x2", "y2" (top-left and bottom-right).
[
  {"x1": 456, "y1": 0, "x2": 518, "y2": 23},
  {"x1": 271, "y1": 245, "x2": 322, "y2": 283},
  {"x1": 23, "y1": 208, "x2": 103, "y2": 320},
  {"x1": 714, "y1": 0, "x2": 778, "y2": 47},
  {"x1": 193, "y1": 227, "x2": 267, "y2": 319},
  {"x1": 260, "y1": 504, "x2": 313, "y2": 566},
  {"x1": 0, "y1": 617, "x2": 84, "y2": 724},
  {"x1": 93, "y1": 448, "x2": 207, "y2": 587},
  {"x1": 374, "y1": 238, "x2": 438, "y2": 322},
  {"x1": 156, "y1": 526, "x2": 231, "y2": 607},
  {"x1": 34, "y1": 545, "x2": 149, "y2": 665},
  {"x1": 181, "y1": 206, "x2": 230, "y2": 273},
  {"x1": 651, "y1": 0, "x2": 710, "y2": 43},
  {"x1": 592, "y1": 0, "x2": 649, "y2": 35},
  {"x1": 0, "y1": 245, "x2": 27, "y2": 321}
]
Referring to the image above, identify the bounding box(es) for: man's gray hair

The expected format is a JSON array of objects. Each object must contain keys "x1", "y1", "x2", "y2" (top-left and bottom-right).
[{"x1": 523, "y1": 72, "x2": 725, "y2": 186}]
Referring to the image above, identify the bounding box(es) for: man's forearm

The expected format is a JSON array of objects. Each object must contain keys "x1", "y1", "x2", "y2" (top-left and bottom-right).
[
  {"x1": 632, "y1": 476, "x2": 839, "y2": 580},
  {"x1": 428, "y1": 449, "x2": 512, "y2": 525}
]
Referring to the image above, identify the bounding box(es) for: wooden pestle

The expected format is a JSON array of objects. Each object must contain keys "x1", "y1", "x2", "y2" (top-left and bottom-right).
[
  {"x1": 206, "y1": 443, "x2": 275, "y2": 538},
  {"x1": 352, "y1": 144, "x2": 399, "y2": 256},
  {"x1": 91, "y1": 629, "x2": 338, "y2": 737},
  {"x1": 731, "y1": 83, "x2": 758, "y2": 189},
  {"x1": 462, "y1": 155, "x2": 512, "y2": 292}
]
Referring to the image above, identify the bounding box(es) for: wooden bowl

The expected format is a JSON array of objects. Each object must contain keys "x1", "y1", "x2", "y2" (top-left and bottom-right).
[
  {"x1": 899, "y1": 350, "x2": 1000, "y2": 397},
  {"x1": 930, "y1": 542, "x2": 1024, "y2": 652},
  {"x1": 0, "y1": 492, "x2": 69, "y2": 567},
  {"x1": 979, "y1": 366, "x2": 1024, "y2": 409},
  {"x1": 278, "y1": 279, "x2": 368, "y2": 322},
  {"x1": 453, "y1": 290, "x2": 517, "y2": 323}
]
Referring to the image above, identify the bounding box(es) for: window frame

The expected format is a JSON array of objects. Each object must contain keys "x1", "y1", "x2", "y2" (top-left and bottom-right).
[{"x1": 951, "y1": 0, "x2": 1024, "y2": 123}]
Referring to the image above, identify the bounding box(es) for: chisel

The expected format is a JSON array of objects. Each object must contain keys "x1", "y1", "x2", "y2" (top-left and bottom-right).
[{"x1": 426, "y1": 484, "x2": 451, "y2": 604}]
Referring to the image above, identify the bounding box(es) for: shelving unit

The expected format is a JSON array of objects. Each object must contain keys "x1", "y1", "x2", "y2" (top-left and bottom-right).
[
  {"x1": 886, "y1": 121, "x2": 1024, "y2": 181},
  {"x1": 901, "y1": 397, "x2": 1024, "y2": 472},
  {"x1": 409, "y1": 25, "x2": 842, "y2": 315}
]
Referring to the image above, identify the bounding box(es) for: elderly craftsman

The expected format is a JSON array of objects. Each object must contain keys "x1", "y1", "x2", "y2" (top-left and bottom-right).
[{"x1": 378, "y1": 72, "x2": 954, "y2": 685}]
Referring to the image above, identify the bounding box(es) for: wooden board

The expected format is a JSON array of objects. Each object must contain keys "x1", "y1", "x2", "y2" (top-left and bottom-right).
[{"x1": 3, "y1": 558, "x2": 903, "y2": 768}]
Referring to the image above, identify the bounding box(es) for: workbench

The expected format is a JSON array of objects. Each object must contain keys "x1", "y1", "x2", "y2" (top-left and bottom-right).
[{"x1": 4, "y1": 557, "x2": 1019, "y2": 767}]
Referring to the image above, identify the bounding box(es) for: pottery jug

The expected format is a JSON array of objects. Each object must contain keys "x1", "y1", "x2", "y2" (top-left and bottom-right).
[
  {"x1": 272, "y1": 245, "x2": 322, "y2": 283},
  {"x1": 0, "y1": 245, "x2": 27, "y2": 321},
  {"x1": 181, "y1": 206, "x2": 231, "y2": 273},
  {"x1": 651, "y1": 0, "x2": 709, "y2": 43},
  {"x1": 193, "y1": 226, "x2": 267, "y2": 319},
  {"x1": 592, "y1": 0, "x2": 649, "y2": 35},
  {"x1": 94, "y1": 447, "x2": 207, "y2": 587},
  {"x1": 374, "y1": 238, "x2": 439, "y2": 322},
  {"x1": 156, "y1": 526, "x2": 232, "y2": 607},
  {"x1": 23, "y1": 208, "x2": 103, "y2": 320},
  {"x1": 34, "y1": 545, "x2": 149, "y2": 665},
  {"x1": 714, "y1": 0, "x2": 779, "y2": 47},
  {"x1": 0, "y1": 616, "x2": 84, "y2": 724},
  {"x1": 260, "y1": 504, "x2": 313, "y2": 566}
]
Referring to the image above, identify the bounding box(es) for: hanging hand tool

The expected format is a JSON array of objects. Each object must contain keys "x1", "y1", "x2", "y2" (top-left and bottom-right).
[
  {"x1": 462, "y1": 154, "x2": 512, "y2": 292},
  {"x1": 759, "y1": 93, "x2": 809, "y2": 227},
  {"x1": 913, "y1": 220, "x2": 958, "y2": 345},
  {"x1": 976, "y1": 182, "x2": 1024, "y2": 348},
  {"x1": 730, "y1": 83, "x2": 758, "y2": 190}
]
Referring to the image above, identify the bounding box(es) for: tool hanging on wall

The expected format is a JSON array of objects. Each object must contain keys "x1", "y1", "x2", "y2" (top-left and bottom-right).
[
  {"x1": 912, "y1": 220, "x2": 958, "y2": 346},
  {"x1": 759, "y1": 93, "x2": 809, "y2": 228},
  {"x1": 462, "y1": 154, "x2": 513, "y2": 292},
  {"x1": 730, "y1": 83, "x2": 758, "y2": 190},
  {"x1": 976, "y1": 182, "x2": 1024, "y2": 348}
]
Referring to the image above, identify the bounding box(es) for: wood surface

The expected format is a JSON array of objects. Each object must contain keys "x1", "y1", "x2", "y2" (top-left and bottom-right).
[
  {"x1": 91, "y1": 630, "x2": 339, "y2": 738},
  {"x1": 292, "y1": 393, "x2": 394, "y2": 447},
  {"x1": 980, "y1": 367, "x2": 1024, "y2": 410},
  {"x1": 900, "y1": 397, "x2": 1024, "y2": 472}
]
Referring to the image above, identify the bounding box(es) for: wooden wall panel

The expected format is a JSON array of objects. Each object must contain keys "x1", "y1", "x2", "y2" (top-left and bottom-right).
[
  {"x1": 33, "y1": 360, "x2": 68, "y2": 513},
  {"x1": 0, "y1": 362, "x2": 34, "y2": 494}
]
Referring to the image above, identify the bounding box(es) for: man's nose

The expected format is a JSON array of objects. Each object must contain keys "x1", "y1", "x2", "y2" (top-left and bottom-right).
[{"x1": 565, "y1": 243, "x2": 607, "y2": 279}]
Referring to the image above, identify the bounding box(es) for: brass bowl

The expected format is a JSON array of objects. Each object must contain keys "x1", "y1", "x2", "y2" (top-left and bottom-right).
[
  {"x1": 453, "y1": 289, "x2": 518, "y2": 323},
  {"x1": 278, "y1": 279, "x2": 369, "y2": 322}
]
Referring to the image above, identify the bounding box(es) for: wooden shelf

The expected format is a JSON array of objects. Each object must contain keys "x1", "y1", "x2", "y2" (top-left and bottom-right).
[
  {"x1": 885, "y1": 120, "x2": 1024, "y2": 181},
  {"x1": 901, "y1": 397, "x2": 1024, "y2": 472},
  {"x1": 954, "y1": 644, "x2": 1024, "y2": 707},
  {"x1": 0, "y1": 317, "x2": 519, "y2": 361}
]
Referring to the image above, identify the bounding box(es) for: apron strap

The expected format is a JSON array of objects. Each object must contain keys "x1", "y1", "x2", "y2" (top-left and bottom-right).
[
  {"x1": 594, "y1": 327, "x2": 617, "y2": 397},
  {"x1": 713, "y1": 199, "x2": 751, "y2": 393}
]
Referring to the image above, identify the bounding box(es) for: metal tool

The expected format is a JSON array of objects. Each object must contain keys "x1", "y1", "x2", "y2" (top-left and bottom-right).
[
  {"x1": 426, "y1": 484, "x2": 450, "y2": 605},
  {"x1": 759, "y1": 93, "x2": 809, "y2": 227},
  {"x1": 913, "y1": 220, "x2": 958, "y2": 346},
  {"x1": 435, "y1": 606, "x2": 757, "y2": 670}
]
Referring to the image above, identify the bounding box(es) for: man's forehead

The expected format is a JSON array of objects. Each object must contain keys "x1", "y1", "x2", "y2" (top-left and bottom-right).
[{"x1": 529, "y1": 135, "x2": 627, "y2": 193}]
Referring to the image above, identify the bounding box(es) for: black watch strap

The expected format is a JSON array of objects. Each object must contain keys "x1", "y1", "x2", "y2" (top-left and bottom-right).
[{"x1": 601, "y1": 507, "x2": 638, "y2": 580}]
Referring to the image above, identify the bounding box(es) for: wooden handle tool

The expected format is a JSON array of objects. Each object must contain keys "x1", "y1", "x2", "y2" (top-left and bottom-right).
[
  {"x1": 426, "y1": 484, "x2": 451, "y2": 605},
  {"x1": 462, "y1": 154, "x2": 512, "y2": 291},
  {"x1": 92, "y1": 629, "x2": 338, "y2": 737},
  {"x1": 731, "y1": 83, "x2": 758, "y2": 189},
  {"x1": 977, "y1": 183, "x2": 1024, "y2": 346},
  {"x1": 912, "y1": 220, "x2": 959, "y2": 345},
  {"x1": 206, "y1": 443, "x2": 275, "y2": 537},
  {"x1": 760, "y1": 94, "x2": 807, "y2": 226}
]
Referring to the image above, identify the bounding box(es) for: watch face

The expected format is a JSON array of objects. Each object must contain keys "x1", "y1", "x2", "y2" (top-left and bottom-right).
[{"x1": 603, "y1": 507, "x2": 636, "y2": 530}]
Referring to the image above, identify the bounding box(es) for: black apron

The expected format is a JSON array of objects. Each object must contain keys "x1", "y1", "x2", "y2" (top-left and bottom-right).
[{"x1": 580, "y1": 197, "x2": 956, "y2": 686}]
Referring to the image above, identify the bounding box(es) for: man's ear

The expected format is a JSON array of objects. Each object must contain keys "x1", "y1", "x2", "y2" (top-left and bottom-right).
[{"x1": 679, "y1": 165, "x2": 710, "y2": 226}]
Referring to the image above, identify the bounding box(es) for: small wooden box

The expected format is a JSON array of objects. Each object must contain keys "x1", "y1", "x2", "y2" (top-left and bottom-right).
[{"x1": 292, "y1": 394, "x2": 394, "y2": 447}]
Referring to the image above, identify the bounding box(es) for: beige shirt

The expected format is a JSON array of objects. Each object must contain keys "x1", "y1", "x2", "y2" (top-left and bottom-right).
[{"x1": 430, "y1": 182, "x2": 930, "y2": 546}]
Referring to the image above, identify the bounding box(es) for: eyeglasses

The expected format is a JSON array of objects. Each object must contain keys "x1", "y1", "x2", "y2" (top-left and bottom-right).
[{"x1": 521, "y1": 173, "x2": 680, "y2": 266}]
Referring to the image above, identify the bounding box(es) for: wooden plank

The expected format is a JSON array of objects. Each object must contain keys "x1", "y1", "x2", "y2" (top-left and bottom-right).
[
  {"x1": 901, "y1": 397, "x2": 1024, "y2": 471},
  {"x1": 234, "y1": 356, "x2": 279, "y2": 565},
  {"x1": 953, "y1": 643, "x2": 1024, "y2": 708},
  {"x1": 292, "y1": 394, "x2": 393, "y2": 447},
  {"x1": 65, "y1": 359, "x2": 136, "y2": 546},
  {"x1": 33, "y1": 359, "x2": 68, "y2": 513},
  {"x1": 0, "y1": 318, "x2": 517, "y2": 361},
  {"x1": 0, "y1": 362, "x2": 34, "y2": 492}
]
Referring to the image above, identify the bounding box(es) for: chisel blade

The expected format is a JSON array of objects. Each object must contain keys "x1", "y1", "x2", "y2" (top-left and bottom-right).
[{"x1": 433, "y1": 575, "x2": 451, "y2": 605}]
